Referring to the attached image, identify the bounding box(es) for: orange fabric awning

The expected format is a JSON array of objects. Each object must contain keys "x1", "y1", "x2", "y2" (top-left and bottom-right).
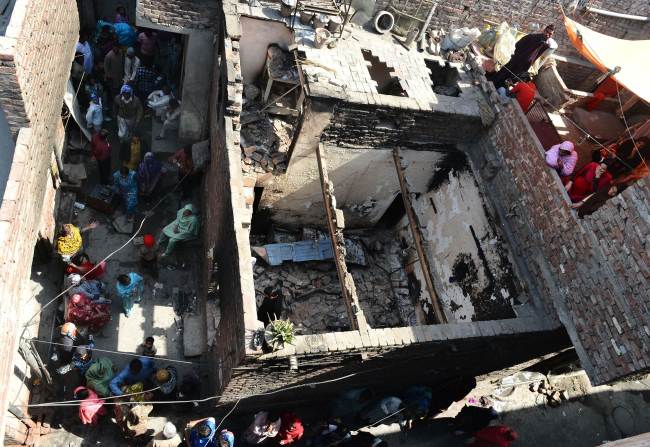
[{"x1": 564, "y1": 16, "x2": 650, "y2": 103}]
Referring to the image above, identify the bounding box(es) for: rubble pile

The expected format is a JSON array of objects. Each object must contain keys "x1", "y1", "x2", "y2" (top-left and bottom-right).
[
  {"x1": 252, "y1": 230, "x2": 417, "y2": 334},
  {"x1": 240, "y1": 85, "x2": 294, "y2": 175}
]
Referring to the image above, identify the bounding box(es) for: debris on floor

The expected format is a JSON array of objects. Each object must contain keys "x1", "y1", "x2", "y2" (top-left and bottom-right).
[{"x1": 251, "y1": 229, "x2": 418, "y2": 334}]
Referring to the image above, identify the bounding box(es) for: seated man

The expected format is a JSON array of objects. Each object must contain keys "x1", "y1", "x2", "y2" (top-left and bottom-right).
[
  {"x1": 545, "y1": 141, "x2": 578, "y2": 178},
  {"x1": 147, "y1": 85, "x2": 172, "y2": 118},
  {"x1": 110, "y1": 358, "x2": 155, "y2": 396}
]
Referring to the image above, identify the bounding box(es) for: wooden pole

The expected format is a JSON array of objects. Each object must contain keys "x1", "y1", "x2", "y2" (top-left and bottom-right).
[{"x1": 392, "y1": 147, "x2": 446, "y2": 324}]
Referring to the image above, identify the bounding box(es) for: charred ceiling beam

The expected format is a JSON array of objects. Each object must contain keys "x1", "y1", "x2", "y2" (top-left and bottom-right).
[
  {"x1": 392, "y1": 147, "x2": 447, "y2": 324},
  {"x1": 316, "y1": 143, "x2": 368, "y2": 331}
]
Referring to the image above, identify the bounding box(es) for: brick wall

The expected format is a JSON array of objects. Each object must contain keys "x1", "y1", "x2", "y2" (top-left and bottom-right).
[
  {"x1": 136, "y1": 0, "x2": 220, "y2": 30},
  {"x1": 321, "y1": 100, "x2": 482, "y2": 148},
  {"x1": 0, "y1": 0, "x2": 78, "y2": 441},
  {"x1": 373, "y1": 0, "x2": 650, "y2": 61},
  {"x1": 463, "y1": 75, "x2": 650, "y2": 383}
]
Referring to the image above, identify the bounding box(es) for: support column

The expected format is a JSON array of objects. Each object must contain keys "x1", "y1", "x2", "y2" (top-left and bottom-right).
[
  {"x1": 179, "y1": 31, "x2": 215, "y2": 140},
  {"x1": 392, "y1": 147, "x2": 447, "y2": 324},
  {"x1": 316, "y1": 144, "x2": 368, "y2": 331}
]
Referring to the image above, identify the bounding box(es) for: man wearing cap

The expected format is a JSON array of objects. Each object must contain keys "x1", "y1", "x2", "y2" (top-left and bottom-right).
[
  {"x1": 114, "y1": 84, "x2": 144, "y2": 142},
  {"x1": 124, "y1": 47, "x2": 141, "y2": 83},
  {"x1": 545, "y1": 141, "x2": 578, "y2": 177},
  {"x1": 146, "y1": 421, "x2": 182, "y2": 447}
]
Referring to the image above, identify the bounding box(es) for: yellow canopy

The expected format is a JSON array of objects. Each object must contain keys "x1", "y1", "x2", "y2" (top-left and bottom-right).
[{"x1": 564, "y1": 16, "x2": 650, "y2": 102}]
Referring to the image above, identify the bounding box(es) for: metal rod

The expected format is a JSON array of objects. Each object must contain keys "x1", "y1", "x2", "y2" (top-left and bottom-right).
[
  {"x1": 392, "y1": 147, "x2": 446, "y2": 324},
  {"x1": 585, "y1": 6, "x2": 648, "y2": 21},
  {"x1": 417, "y1": 0, "x2": 438, "y2": 42}
]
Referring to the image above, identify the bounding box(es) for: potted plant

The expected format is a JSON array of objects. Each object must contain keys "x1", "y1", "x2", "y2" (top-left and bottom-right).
[{"x1": 264, "y1": 318, "x2": 296, "y2": 351}]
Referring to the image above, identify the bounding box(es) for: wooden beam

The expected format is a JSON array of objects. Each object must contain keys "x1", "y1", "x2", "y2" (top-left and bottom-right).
[
  {"x1": 316, "y1": 144, "x2": 367, "y2": 331},
  {"x1": 392, "y1": 147, "x2": 447, "y2": 324}
]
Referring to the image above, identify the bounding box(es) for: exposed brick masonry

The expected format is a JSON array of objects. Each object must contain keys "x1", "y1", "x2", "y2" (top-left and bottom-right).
[
  {"x1": 137, "y1": 0, "x2": 220, "y2": 30},
  {"x1": 465, "y1": 91, "x2": 650, "y2": 384}
]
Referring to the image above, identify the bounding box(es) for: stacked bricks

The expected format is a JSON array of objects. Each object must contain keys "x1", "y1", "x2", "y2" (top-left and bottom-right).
[
  {"x1": 464, "y1": 81, "x2": 650, "y2": 384},
  {"x1": 137, "y1": 0, "x2": 220, "y2": 30},
  {"x1": 0, "y1": 0, "x2": 78, "y2": 441}
]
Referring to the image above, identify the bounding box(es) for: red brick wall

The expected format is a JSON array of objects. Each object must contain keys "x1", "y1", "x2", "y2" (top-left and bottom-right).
[
  {"x1": 0, "y1": 0, "x2": 78, "y2": 440},
  {"x1": 468, "y1": 97, "x2": 650, "y2": 384}
]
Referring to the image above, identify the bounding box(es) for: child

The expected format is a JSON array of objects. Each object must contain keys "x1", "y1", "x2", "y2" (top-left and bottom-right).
[
  {"x1": 136, "y1": 336, "x2": 157, "y2": 357},
  {"x1": 139, "y1": 233, "x2": 158, "y2": 279}
]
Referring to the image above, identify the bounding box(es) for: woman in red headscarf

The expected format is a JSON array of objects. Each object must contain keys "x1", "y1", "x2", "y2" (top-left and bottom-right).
[
  {"x1": 66, "y1": 253, "x2": 107, "y2": 280},
  {"x1": 66, "y1": 293, "x2": 111, "y2": 332}
]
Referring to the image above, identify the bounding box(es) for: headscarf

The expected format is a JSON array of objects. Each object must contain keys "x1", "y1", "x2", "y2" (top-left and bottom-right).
[
  {"x1": 190, "y1": 417, "x2": 217, "y2": 447},
  {"x1": 220, "y1": 429, "x2": 235, "y2": 447},
  {"x1": 69, "y1": 274, "x2": 82, "y2": 286},
  {"x1": 163, "y1": 204, "x2": 200, "y2": 240},
  {"x1": 153, "y1": 366, "x2": 177, "y2": 395},
  {"x1": 57, "y1": 224, "x2": 82, "y2": 256},
  {"x1": 60, "y1": 322, "x2": 77, "y2": 338},
  {"x1": 74, "y1": 386, "x2": 105, "y2": 425},
  {"x1": 85, "y1": 357, "x2": 114, "y2": 397},
  {"x1": 163, "y1": 422, "x2": 178, "y2": 439},
  {"x1": 559, "y1": 141, "x2": 574, "y2": 152},
  {"x1": 121, "y1": 84, "x2": 133, "y2": 95},
  {"x1": 137, "y1": 152, "x2": 162, "y2": 187}
]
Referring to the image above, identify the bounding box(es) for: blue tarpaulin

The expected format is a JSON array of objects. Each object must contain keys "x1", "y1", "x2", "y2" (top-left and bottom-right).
[{"x1": 265, "y1": 239, "x2": 334, "y2": 266}]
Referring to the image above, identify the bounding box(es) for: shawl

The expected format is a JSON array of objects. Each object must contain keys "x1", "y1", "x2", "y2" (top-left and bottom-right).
[
  {"x1": 85, "y1": 357, "x2": 114, "y2": 397},
  {"x1": 137, "y1": 152, "x2": 162, "y2": 187},
  {"x1": 162, "y1": 204, "x2": 199, "y2": 241},
  {"x1": 75, "y1": 386, "x2": 105, "y2": 425},
  {"x1": 57, "y1": 225, "x2": 82, "y2": 256},
  {"x1": 190, "y1": 417, "x2": 217, "y2": 447},
  {"x1": 116, "y1": 272, "x2": 144, "y2": 300}
]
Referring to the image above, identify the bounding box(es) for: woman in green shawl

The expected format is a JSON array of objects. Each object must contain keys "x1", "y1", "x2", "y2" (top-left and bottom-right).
[
  {"x1": 159, "y1": 204, "x2": 199, "y2": 256},
  {"x1": 84, "y1": 357, "x2": 114, "y2": 397}
]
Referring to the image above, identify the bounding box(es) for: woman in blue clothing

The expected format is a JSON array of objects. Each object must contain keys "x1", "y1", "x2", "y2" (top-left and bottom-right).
[
  {"x1": 113, "y1": 166, "x2": 138, "y2": 220},
  {"x1": 186, "y1": 417, "x2": 235, "y2": 447},
  {"x1": 116, "y1": 272, "x2": 144, "y2": 317}
]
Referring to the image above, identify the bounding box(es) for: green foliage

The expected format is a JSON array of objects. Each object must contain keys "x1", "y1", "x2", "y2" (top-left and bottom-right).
[{"x1": 268, "y1": 318, "x2": 295, "y2": 350}]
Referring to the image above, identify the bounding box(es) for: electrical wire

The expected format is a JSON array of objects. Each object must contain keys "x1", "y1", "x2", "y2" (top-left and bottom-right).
[
  {"x1": 29, "y1": 339, "x2": 201, "y2": 366},
  {"x1": 615, "y1": 81, "x2": 648, "y2": 171}
]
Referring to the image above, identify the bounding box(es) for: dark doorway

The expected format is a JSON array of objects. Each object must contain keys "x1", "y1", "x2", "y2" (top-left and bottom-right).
[{"x1": 376, "y1": 193, "x2": 405, "y2": 228}]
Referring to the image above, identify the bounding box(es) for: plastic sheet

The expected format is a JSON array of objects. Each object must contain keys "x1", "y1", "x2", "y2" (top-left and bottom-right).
[{"x1": 493, "y1": 22, "x2": 518, "y2": 66}]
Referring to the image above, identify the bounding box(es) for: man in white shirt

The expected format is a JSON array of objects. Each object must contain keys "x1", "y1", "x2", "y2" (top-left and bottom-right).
[
  {"x1": 124, "y1": 47, "x2": 141, "y2": 82},
  {"x1": 147, "y1": 85, "x2": 173, "y2": 118}
]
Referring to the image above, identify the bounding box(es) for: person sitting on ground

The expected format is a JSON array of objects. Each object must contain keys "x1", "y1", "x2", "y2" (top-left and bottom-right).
[
  {"x1": 66, "y1": 343, "x2": 95, "y2": 374},
  {"x1": 152, "y1": 365, "x2": 178, "y2": 399},
  {"x1": 330, "y1": 387, "x2": 373, "y2": 427},
  {"x1": 113, "y1": 165, "x2": 139, "y2": 221},
  {"x1": 402, "y1": 385, "x2": 433, "y2": 427},
  {"x1": 110, "y1": 358, "x2": 155, "y2": 396},
  {"x1": 565, "y1": 159, "x2": 613, "y2": 208},
  {"x1": 56, "y1": 222, "x2": 98, "y2": 261},
  {"x1": 498, "y1": 73, "x2": 537, "y2": 112},
  {"x1": 258, "y1": 286, "x2": 284, "y2": 327},
  {"x1": 66, "y1": 252, "x2": 107, "y2": 279},
  {"x1": 66, "y1": 293, "x2": 111, "y2": 333},
  {"x1": 469, "y1": 425, "x2": 518, "y2": 447},
  {"x1": 185, "y1": 417, "x2": 228, "y2": 447},
  {"x1": 85, "y1": 357, "x2": 114, "y2": 397},
  {"x1": 116, "y1": 272, "x2": 144, "y2": 317},
  {"x1": 453, "y1": 398, "x2": 498, "y2": 435},
  {"x1": 545, "y1": 141, "x2": 578, "y2": 178},
  {"x1": 359, "y1": 396, "x2": 406, "y2": 428},
  {"x1": 137, "y1": 336, "x2": 157, "y2": 357},
  {"x1": 159, "y1": 204, "x2": 200, "y2": 257},
  {"x1": 243, "y1": 411, "x2": 282, "y2": 444},
  {"x1": 276, "y1": 411, "x2": 304, "y2": 446},
  {"x1": 137, "y1": 152, "x2": 163, "y2": 196},
  {"x1": 139, "y1": 234, "x2": 159, "y2": 278},
  {"x1": 115, "y1": 396, "x2": 155, "y2": 444},
  {"x1": 74, "y1": 386, "x2": 106, "y2": 425},
  {"x1": 148, "y1": 85, "x2": 173, "y2": 118},
  {"x1": 146, "y1": 421, "x2": 183, "y2": 447},
  {"x1": 57, "y1": 322, "x2": 82, "y2": 365},
  {"x1": 68, "y1": 273, "x2": 108, "y2": 302},
  {"x1": 156, "y1": 98, "x2": 181, "y2": 140},
  {"x1": 124, "y1": 47, "x2": 141, "y2": 82},
  {"x1": 86, "y1": 93, "x2": 104, "y2": 134},
  {"x1": 114, "y1": 84, "x2": 144, "y2": 142}
]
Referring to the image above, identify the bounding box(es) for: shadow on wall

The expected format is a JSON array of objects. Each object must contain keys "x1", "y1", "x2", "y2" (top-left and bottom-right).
[{"x1": 0, "y1": 106, "x2": 15, "y2": 200}]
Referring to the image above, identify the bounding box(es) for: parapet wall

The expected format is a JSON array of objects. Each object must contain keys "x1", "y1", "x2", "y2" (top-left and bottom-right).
[{"x1": 465, "y1": 73, "x2": 650, "y2": 384}]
